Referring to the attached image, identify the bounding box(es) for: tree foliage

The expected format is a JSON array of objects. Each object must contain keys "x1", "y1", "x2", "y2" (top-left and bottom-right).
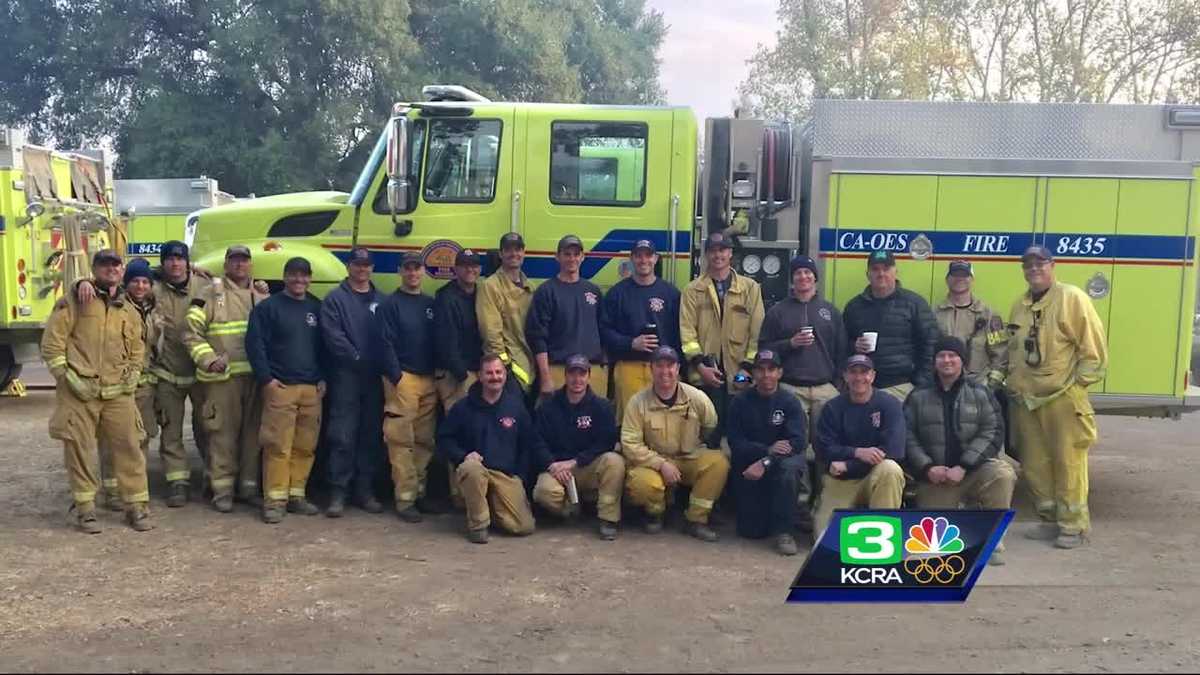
[
  {"x1": 0, "y1": 0, "x2": 665, "y2": 195},
  {"x1": 739, "y1": 0, "x2": 1200, "y2": 118}
]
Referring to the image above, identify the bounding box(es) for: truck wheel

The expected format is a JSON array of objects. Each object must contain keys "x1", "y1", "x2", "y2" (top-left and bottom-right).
[{"x1": 0, "y1": 345, "x2": 22, "y2": 391}]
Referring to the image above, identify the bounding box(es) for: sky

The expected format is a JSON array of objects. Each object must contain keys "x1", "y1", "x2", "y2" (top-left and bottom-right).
[{"x1": 645, "y1": 0, "x2": 779, "y2": 120}]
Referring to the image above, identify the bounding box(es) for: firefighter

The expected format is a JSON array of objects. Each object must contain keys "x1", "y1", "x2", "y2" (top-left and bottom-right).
[
  {"x1": 477, "y1": 232, "x2": 535, "y2": 393},
  {"x1": 843, "y1": 250, "x2": 939, "y2": 402},
  {"x1": 679, "y1": 230, "x2": 763, "y2": 446},
  {"x1": 813, "y1": 355, "x2": 906, "y2": 534},
  {"x1": 98, "y1": 258, "x2": 159, "y2": 511},
  {"x1": 532, "y1": 354, "x2": 624, "y2": 540},
  {"x1": 935, "y1": 260, "x2": 1008, "y2": 388},
  {"x1": 379, "y1": 252, "x2": 439, "y2": 523},
  {"x1": 601, "y1": 239, "x2": 682, "y2": 423},
  {"x1": 150, "y1": 241, "x2": 209, "y2": 507},
  {"x1": 757, "y1": 254, "x2": 846, "y2": 529},
  {"x1": 320, "y1": 246, "x2": 385, "y2": 517},
  {"x1": 42, "y1": 249, "x2": 153, "y2": 533},
  {"x1": 726, "y1": 350, "x2": 808, "y2": 556},
  {"x1": 621, "y1": 346, "x2": 729, "y2": 542},
  {"x1": 904, "y1": 336, "x2": 1014, "y2": 565},
  {"x1": 434, "y1": 249, "x2": 484, "y2": 412},
  {"x1": 182, "y1": 245, "x2": 265, "y2": 513},
  {"x1": 246, "y1": 257, "x2": 326, "y2": 524},
  {"x1": 1006, "y1": 245, "x2": 1107, "y2": 549},
  {"x1": 437, "y1": 353, "x2": 551, "y2": 544},
  {"x1": 527, "y1": 234, "x2": 607, "y2": 401}
]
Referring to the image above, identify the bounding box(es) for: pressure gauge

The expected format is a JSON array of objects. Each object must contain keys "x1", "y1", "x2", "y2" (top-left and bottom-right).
[
  {"x1": 742, "y1": 254, "x2": 762, "y2": 275},
  {"x1": 762, "y1": 254, "x2": 782, "y2": 276}
]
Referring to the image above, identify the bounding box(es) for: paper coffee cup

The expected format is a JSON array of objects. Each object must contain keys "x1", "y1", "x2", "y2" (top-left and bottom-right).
[
  {"x1": 799, "y1": 326, "x2": 814, "y2": 336},
  {"x1": 862, "y1": 332, "x2": 878, "y2": 352}
]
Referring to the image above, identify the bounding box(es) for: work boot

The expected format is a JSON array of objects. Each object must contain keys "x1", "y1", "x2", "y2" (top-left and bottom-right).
[
  {"x1": 104, "y1": 490, "x2": 123, "y2": 512},
  {"x1": 415, "y1": 496, "x2": 449, "y2": 515},
  {"x1": 355, "y1": 494, "x2": 384, "y2": 514},
  {"x1": 776, "y1": 533, "x2": 800, "y2": 556},
  {"x1": 684, "y1": 521, "x2": 719, "y2": 543},
  {"x1": 71, "y1": 503, "x2": 102, "y2": 535},
  {"x1": 395, "y1": 504, "x2": 423, "y2": 523},
  {"x1": 1025, "y1": 522, "x2": 1058, "y2": 541},
  {"x1": 125, "y1": 503, "x2": 154, "y2": 532},
  {"x1": 166, "y1": 481, "x2": 189, "y2": 508},
  {"x1": 326, "y1": 489, "x2": 346, "y2": 518},
  {"x1": 287, "y1": 498, "x2": 320, "y2": 516},
  {"x1": 466, "y1": 527, "x2": 489, "y2": 544},
  {"x1": 1055, "y1": 532, "x2": 1087, "y2": 549},
  {"x1": 237, "y1": 486, "x2": 263, "y2": 508},
  {"x1": 643, "y1": 514, "x2": 664, "y2": 535},
  {"x1": 597, "y1": 520, "x2": 618, "y2": 541},
  {"x1": 212, "y1": 494, "x2": 234, "y2": 514},
  {"x1": 262, "y1": 501, "x2": 286, "y2": 524}
]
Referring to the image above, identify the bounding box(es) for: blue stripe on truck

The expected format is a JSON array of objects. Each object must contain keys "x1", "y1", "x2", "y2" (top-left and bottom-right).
[{"x1": 820, "y1": 229, "x2": 1197, "y2": 264}]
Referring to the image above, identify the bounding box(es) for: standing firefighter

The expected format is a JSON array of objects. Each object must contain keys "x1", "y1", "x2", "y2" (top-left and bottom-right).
[
  {"x1": 434, "y1": 249, "x2": 484, "y2": 412},
  {"x1": 601, "y1": 239, "x2": 682, "y2": 424},
  {"x1": 246, "y1": 257, "x2": 326, "y2": 523},
  {"x1": 477, "y1": 232, "x2": 536, "y2": 393},
  {"x1": 42, "y1": 249, "x2": 153, "y2": 533},
  {"x1": 98, "y1": 258, "x2": 160, "y2": 510},
  {"x1": 680, "y1": 231, "x2": 763, "y2": 445},
  {"x1": 182, "y1": 245, "x2": 264, "y2": 512},
  {"x1": 320, "y1": 247, "x2": 385, "y2": 517},
  {"x1": 1007, "y1": 245, "x2": 1107, "y2": 549},
  {"x1": 150, "y1": 241, "x2": 210, "y2": 507},
  {"x1": 379, "y1": 252, "x2": 439, "y2": 523},
  {"x1": 935, "y1": 260, "x2": 1008, "y2": 388}
]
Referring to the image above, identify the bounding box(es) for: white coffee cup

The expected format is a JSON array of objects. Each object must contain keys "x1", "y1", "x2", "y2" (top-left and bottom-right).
[
  {"x1": 862, "y1": 331, "x2": 879, "y2": 352},
  {"x1": 799, "y1": 326, "x2": 814, "y2": 336}
]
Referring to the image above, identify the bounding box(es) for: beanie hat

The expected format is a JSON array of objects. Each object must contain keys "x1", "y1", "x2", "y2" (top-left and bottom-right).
[
  {"x1": 124, "y1": 257, "x2": 153, "y2": 286},
  {"x1": 790, "y1": 254, "x2": 818, "y2": 280},
  {"x1": 934, "y1": 335, "x2": 967, "y2": 362}
]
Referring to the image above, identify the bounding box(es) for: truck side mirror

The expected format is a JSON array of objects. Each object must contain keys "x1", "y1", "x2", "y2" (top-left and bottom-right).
[{"x1": 386, "y1": 115, "x2": 410, "y2": 221}]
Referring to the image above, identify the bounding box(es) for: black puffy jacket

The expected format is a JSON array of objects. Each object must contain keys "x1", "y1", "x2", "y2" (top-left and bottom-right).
[{"x1": 842, "y1": 281, "x2": 939, "y2": 388}]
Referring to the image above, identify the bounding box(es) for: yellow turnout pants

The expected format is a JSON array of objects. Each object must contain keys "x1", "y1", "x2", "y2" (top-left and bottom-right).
[
  {"x1": 383, "y1": 372, "x2": 438, "y2": 509},
  {"x1": 625, "y1": 449, "x2": 730, "y2": 524},
  {"x1": 814, "y1": 459, "x2": 904, "y2": 534},
  {"x1": 457, "y1": 460, "x2": 535, "y2": 534},
  {"x1": 533, "y1": 451, "x2": 626, "y2": 522},
  {"x1": 261, "y1": 383, "x2": 322, "y2": 503},
  {"x1": 1010, "y1": 385, "x2": 1097, "y2": 535},
  {"x1": 50, "y1": 386, "x2": 149, "y2": 507}
]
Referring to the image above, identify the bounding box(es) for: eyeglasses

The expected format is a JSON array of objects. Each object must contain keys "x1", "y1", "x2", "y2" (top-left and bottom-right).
[{"x1": 1024, "y1": 310, "x2": 1042, "y2": 367}]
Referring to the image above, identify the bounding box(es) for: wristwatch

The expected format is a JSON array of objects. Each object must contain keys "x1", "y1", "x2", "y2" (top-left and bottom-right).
[{"x1": 761, "y1": 456, "x2": 774, "y2": 469}]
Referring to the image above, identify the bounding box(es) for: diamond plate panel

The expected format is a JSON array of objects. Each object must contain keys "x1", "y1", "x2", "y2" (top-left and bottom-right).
[{"x1": 812, "y1": 100, "x2": 1188, "y2": 161}]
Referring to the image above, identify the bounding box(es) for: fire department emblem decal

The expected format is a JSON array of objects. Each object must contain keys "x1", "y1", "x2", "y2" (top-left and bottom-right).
[
  {"x1": 576, "y1": 415, "x2": 593, "y2": 429},
  {"x1": 305, "y1": 312, "x2": 317, "y2": 327},
  {"x1": 819, "y1": 307, "x2": 832, "y2": 321},
  {"x1": 649, "y1": 297, "x2": 665, "y2": 313},
  {"x1": 585, "y1": 291, "x2": 598, "y2": 305},
  {"x1": 499, "y1": 416, "x2": 516, "y2": 429},
  {"x1": 771, "y1": 410, "x2": 785, "y2": 426},
  {"x1": 870, "y1": 411, "x2": 881, "y2": 428},
  {"x1": 426, "y1": 307, "x2": 434, "y2": 320}
]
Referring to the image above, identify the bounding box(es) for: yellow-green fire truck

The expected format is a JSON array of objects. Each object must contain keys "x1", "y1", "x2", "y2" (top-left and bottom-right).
[
  {"x1": 186, "y1": 87, "x2": 1200, "y2": 417},
  {"x1": 0, "y1": 129, "x2": 114, "y2": 392}
]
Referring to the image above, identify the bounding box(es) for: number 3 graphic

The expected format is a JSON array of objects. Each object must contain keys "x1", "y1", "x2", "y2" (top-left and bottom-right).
[{"x1": 846, "y1": 520, "x2": 896, "y2": 561}]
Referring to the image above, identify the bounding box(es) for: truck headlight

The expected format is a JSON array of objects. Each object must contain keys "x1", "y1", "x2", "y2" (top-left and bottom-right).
[{"x1": 762, "y1": 254, "x2": 782, "y2": 276}]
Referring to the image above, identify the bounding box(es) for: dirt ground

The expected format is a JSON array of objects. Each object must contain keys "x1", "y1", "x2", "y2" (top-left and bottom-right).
[{"x1": 2, "y1": 387, "x2": 1199, "y2": 673}]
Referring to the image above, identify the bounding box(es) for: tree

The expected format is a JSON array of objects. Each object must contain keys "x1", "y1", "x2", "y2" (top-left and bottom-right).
[
  {"x1": 1, "y1": 0, "x2": 665, "y2": 195},
  {"x1": 738, "y1": 0, "x2": 1200, "y2": 117}
]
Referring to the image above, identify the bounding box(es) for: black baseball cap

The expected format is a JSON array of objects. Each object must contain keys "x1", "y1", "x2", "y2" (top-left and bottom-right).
[
  {"x1": 348, "y1": 246, "x2": 372, "y2": 265},
  {"x1": 845, "y1": 354, "x2": 875, "y2": 371},
  {"x1": 225, "y1": 245, "x2": 252, "y2": 260},
  {"x1": 632, "y1": 239, "x2": 656, "y2": 254},
  {"x1": 650, "y1": 346, "x2": 680, "y2": 364},
  {"x1": 284, "y1": 257, "x2": 312, "y2": 276},
  {"x1": 867, "y1": 250, "x2": 896, "y2": 268},
  {"x1": 705, "y1": 231, "x2": 734, "y2": 250},
  {"x1": 92, "y1": 248, "x2": 122, "y2": 265},
  {"x1": 160, "y1": 240, "x2": 189, "y2": 262},
  {"x1": 753, "y1": 350, "x2": 782, "y2": 368},
  {"x1": 455, "y1": 249, "x2": 481, "y2": 266},
  {"x1": 564, "y1": 354, "x2": 591, "y2": 373},
  {"x1": 400, "y1": 251, "x2": 424, "y2": 268},
  {"x1": 557, "y1": 234, "x2": 584, "y2": 253},
  {"x1": 947, "y1": 260, "x2": 973, "y2": 277},
  {"x1": 1022, "y1": 245, "x2": 1054, "y2": 263},
  {"x1": 499, "y1": 232, "x2": 525, "y2": 250}
]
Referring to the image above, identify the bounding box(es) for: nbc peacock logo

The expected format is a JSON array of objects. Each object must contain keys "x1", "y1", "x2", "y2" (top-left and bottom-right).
[{"x1": 903, "y1": 516, "x2": 967, "y2": 584}]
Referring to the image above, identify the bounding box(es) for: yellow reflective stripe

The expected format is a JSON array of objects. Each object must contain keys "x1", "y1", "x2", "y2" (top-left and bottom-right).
[
  {"x1": 209, "y1": 321, "x2": 248, "y2": 336},
  {"x1": 267, "y1": 489, "x2": 289, "y2": 500},
  {"x1": 210, "y1": 320, "x2": 248, "y2": 329},
  {"x1": 102, "y1": 479, "x2": 118, "y2": 488},
  {"x1": 208, "y1": 328, "x2": 247, "y2": 337},
  {"x1": 73, "y1": 490, "x2": 97, "y2": 502},
  {"x1": 150, "y1": 368, "x2": 195, "y2": 386},
  {"x1": 745, "y1": 348, "x2": 758, "y2": 362},
  {"x1": 46, "y1": 355, "x2": 67, "y2": 368},
  {"x1": 689, "y1": 496, "x2": 714, "y2": 509},
  {"x1": 138, "y1": 372, "x2": 158, "y2": 386},
  {"x1": 190, "y1": 343, "x2": 215, "y2": 359},
  {"x1": 165, "y1": 471, "x2": 190, "y2": 482},
  {"x1": 510, "y1": 362, "x2": 531, "y2": 386},
  {"x1": 397, "y1": 491, "x2": 417, "y2": 501},
  {"x1": 681, "y1": 341, "x2": 702, "y2": 357},
  {"x1": 227, "y1": 361, "x2": 252, "y2": 375},
  {"x1": 185, "y1": 307, "x2": 206, "y2": 321},
  {"x1": 126, "y1": 492, "x2": 150, "y2": 503},
  {"x1": 498, "y1": 352, "x2": 511, "y2": 364},
  {"x1": 195, "y1": 369, "x2": 229, "y2": 383},
  {"x1": 211, "y1": 478, "x2": 235, "y2": 489},
  {"x1": 288, "y1": 487, "x2": 306, "y2": 498},
  {"x1": 100, "y1": 382, "x2": 136, "y2": 398}
]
